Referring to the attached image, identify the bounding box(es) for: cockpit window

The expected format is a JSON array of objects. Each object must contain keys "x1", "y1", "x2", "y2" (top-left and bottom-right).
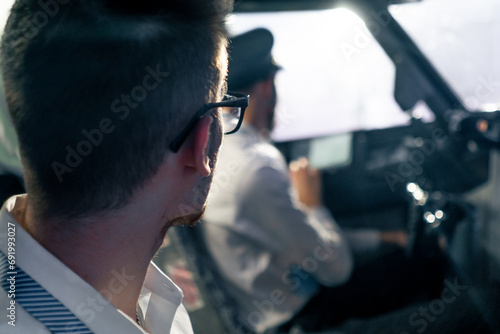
[
  {"x1": 390, "y1": 0, "x2": 500, "y2": 112},
  {"x1": 229, "y1": 9, "x2": 434, "y2": 142}
]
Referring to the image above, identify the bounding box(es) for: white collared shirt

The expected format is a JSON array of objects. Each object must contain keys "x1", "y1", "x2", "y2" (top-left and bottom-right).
[
  {"x1": 202, "y1": 125, "x2": 355, "y2": 333},
  {"x1": 0, "y1": 195, "x2": 193, "y2": 334}
]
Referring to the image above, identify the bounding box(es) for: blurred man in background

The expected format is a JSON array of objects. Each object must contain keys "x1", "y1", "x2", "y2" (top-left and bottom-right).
[
  {"x1": 202, "y1": 28, "x2": 413, "y2": 333},
  {"x1": 0, "y1": 0, "x2": 234, "y2": 333}
]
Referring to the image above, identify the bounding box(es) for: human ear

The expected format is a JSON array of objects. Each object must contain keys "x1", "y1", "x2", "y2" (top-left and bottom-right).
[{"x1": 193, "y1": 115, "x2": 213, "y2": 177}]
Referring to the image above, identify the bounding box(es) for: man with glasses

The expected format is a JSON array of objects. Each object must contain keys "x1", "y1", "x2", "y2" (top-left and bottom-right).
[{"x1": 0, "y1": 0, "x2": 239, "y2": 333}]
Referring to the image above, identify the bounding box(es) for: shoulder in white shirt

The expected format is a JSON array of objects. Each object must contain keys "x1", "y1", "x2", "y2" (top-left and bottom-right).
[{"x1": 0, "y1": 195, "x2": 193, "y2": 334}]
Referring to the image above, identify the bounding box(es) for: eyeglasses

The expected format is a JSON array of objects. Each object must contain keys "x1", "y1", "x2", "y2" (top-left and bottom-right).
[{"x1": 169, "y1": 92, "x2": 249, "y2": 153}]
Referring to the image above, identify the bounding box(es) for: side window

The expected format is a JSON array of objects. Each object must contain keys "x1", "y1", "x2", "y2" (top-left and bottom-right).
[
  {"x1": 0, "y1": 0, "x2": 23, "y2": 178},
  {"x1": 391, "y1": 0, "x2": 500, "y2": 110}
]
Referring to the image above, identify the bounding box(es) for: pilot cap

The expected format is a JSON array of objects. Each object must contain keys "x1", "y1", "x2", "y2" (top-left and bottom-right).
[{"x1": 227, "y1": 28, "x2": 281, "y2": 91}]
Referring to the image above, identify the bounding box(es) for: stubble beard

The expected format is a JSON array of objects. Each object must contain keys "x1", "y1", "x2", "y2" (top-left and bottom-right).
[{"x1": 160, "y1": 174, "x2": 213, "y2": 239}]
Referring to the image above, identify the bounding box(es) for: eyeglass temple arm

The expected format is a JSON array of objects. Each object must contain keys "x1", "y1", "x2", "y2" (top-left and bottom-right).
[{"x1": 169, "y1": 113, "x2": 204, "y2": 153}]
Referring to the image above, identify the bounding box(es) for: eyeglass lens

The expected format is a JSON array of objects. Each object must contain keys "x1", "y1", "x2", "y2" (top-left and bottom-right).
[{"x1": 220, "y1": 106, "x2": 241, "y2": 133}]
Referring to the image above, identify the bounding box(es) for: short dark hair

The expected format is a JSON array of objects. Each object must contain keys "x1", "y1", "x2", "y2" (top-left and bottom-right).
[{"x1": 1, "y1": 0, "x2": 232, "y2": 219}]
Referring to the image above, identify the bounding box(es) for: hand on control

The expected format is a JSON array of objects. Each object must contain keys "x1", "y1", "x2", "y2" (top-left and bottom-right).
[{"x1": 289, "y1": 157, "x2": 322, "y2": 208}]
